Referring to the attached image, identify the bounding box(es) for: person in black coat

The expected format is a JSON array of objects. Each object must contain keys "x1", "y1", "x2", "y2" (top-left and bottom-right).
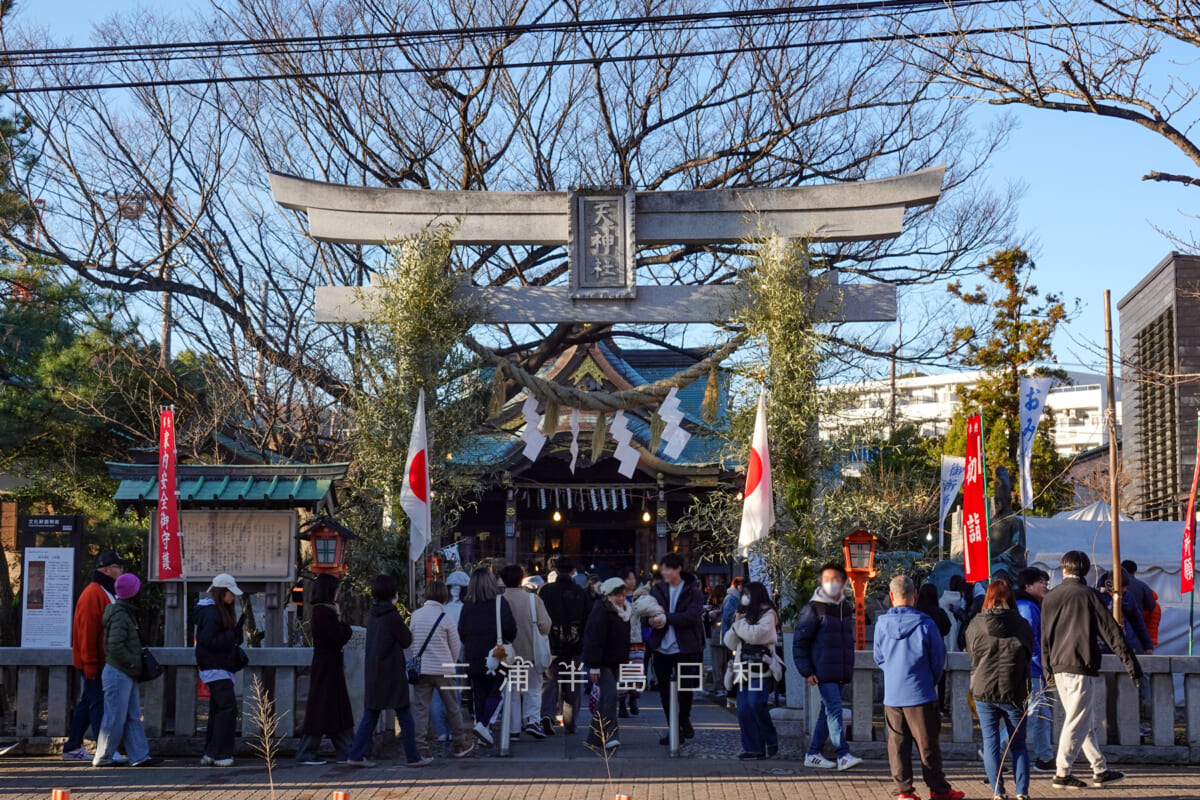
[
  {"x1": 647, "y1": 553, "x2": 706, "y2": 745},
  {"x1": 582, "y1": 578, "x2": 632, "y2": 752},
  {"x1": 793, "y1": 563, "x2": 861, "y2": 769},
  {"x1": 457, "y1": 567, "x2": 517, "y2": 746},
  {"x1": 194, "y1": 573, "x2": 247, "y2": 767},
  {"x1": 965, "y1": 579, "x2": 1035, "y2": 800},
  {"x1": 538, "y1": 556, "x2": 591, "y2": 734},
  {"x1": 295, "y1": 574, "x2": 355, "y2": 765},
  {"x1": 344, "y1": 575, "x2": 427, "y2": 767}
]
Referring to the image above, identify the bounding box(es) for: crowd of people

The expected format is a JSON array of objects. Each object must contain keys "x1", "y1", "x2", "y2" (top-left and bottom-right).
[{"x1": 60, "y1": 547, "x2": 1150, "y2": 800}]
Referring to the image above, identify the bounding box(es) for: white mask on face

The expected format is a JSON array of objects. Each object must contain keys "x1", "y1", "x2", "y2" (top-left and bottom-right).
[
  {"x1": 449, "y1": 586, "x2": 461, "y2": 602},
  {"x1": 740, "y1": 594, "x2": 751, "y2": 607},
  {"x1": 822, "y1": 581, "x2": 843, "y2": 597}
]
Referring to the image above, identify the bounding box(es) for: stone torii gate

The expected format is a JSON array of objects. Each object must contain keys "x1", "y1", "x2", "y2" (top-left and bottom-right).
[
  {"x1": 269, "y1": 167, "x2": 945, "y2": 575},
  {"x1": 268, "y1": 166, "x2": 945, "y2": 325}
]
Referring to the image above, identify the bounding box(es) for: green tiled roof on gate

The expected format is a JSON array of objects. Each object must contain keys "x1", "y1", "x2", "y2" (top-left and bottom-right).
[{"x1": 106, "y1": 462, "x2": 350, "y2": 509}]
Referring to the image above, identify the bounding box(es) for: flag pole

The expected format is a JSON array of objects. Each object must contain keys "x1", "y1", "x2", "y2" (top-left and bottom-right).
[{"x1": 1104, "y1": 290, "x2": 1123, "y2": 625}]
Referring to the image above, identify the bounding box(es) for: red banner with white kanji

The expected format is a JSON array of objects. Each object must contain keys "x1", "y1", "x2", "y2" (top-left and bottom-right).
[
  {"x1": 1183, "y1": 420, "x2": 1200, "y2": 594},
  {"x1": 157, "y1": 408, "x2": 183, "y2": 579},
  {"x1": 962, "y1": 413, "x2": 990, "y2": 583}
]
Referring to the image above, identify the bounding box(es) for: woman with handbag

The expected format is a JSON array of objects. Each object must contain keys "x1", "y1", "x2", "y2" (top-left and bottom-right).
[
  {"x1": 194, "y1": 573, "x2": 247, "y2": 767},
  {"x1": 410, "y1": 580, "x2": 475, "y2": 760},
  {"x1": 295, "y1": 574, "x2": 355, "y2": 765},
  {"x1": 93, "y1": 572, "x2": 152, "y2": 767},
  {"x1": 723, "y1": 581, "x2": 780, "y2": 761},
  {"x1": 457, "y1": 567, "x2": 517, "y2": 745},
  {"x1": 499, "y1": 564, "x2": 552, "y2": 741}
]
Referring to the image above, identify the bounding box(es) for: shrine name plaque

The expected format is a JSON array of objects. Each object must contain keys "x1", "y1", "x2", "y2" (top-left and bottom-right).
[
  {"x1": 569, "y1": 187, "x2": 636, "y2": 300},
  {"x1": 150, "y1": 510, "x2": 296, "y2": 582}
]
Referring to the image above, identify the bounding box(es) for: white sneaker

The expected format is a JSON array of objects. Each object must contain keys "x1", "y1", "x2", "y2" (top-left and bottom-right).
[
  {"x1": 200, "y1": 755, "x2": 215, "y2": 766},
  {"x1": 473, "y1": 722, "x2": 494, "y2": 745},
  {"x1": 63, "y1": 747, "x2": 93, "y2": 761},
  {"x1": 804, "y1": 753, "x2": 837, "y2": 769},
  {"x1": 214, "y1": 758, "x2": 234, "y2": 767},
  {"x1": 604, "y1": 738, "x2": 620, "y2": 750},
  {"x1": 837, "y1": 754, "x2": 863, "y2": 771}
]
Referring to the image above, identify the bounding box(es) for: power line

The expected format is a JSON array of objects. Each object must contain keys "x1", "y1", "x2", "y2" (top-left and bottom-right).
[
  {"x1": 2, "y1": 16, "x2": 1132, "y2": 97},
  {"x1": 0, "y1": 0, "x2": 995, "y2": 64}
]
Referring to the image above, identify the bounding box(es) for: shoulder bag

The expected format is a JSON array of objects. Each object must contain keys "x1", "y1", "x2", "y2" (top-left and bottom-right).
[
  {"x1": 139, "y1": 647, "x2": 164, "y2": 682},
  {"x1": 530, "y1": 593, "x2": 553, "y2": 671},
  {"x1": 406, "y1": 612, "x2": 445, "y2": 682}
]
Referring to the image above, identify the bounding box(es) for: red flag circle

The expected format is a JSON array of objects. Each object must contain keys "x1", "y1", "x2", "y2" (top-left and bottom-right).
[
  {"x1": 745, "y1": 447, "x2": 763, "y2": 497},
  {"x1": 408, "y1": 449, "x2": 428, "y2": 503}
]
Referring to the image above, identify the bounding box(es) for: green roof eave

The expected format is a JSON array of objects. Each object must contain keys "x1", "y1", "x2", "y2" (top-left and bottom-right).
[{"x1": 107, "y1": 462, "x2": 349, "y2": 509}]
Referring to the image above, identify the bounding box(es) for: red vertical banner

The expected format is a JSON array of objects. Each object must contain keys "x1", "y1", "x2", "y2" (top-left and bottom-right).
[
  {"x1": 962, "y1": 413, "x2": 990, "y2": 583},
  {"x1": 1183, "y1": 420, "x2": 1200, "y2": 593},
  {"x1": 157, "y1": 408, "x2": 183, "y2": 579}
]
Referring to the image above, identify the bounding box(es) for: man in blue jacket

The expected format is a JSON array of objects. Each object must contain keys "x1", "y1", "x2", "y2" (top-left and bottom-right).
[
  {"x1": 874, "y1": 575, "x2": 963, "y2": 800},
  {"x1": 1015, "y1": 567, "x2": 1054, "y2": 772},
  {"x1": 793, "y1": 563, "x2": 862, "y2": 771}
]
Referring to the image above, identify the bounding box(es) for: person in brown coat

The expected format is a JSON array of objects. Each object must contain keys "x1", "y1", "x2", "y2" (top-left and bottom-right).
[{"x1": 295, "y1": 574, "x2": 355, "y2": 765}]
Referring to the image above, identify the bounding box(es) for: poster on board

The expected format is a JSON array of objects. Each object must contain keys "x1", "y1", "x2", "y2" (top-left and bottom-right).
[{"x1": 21, "y1": 547, "x2": 75, "y2": 648}]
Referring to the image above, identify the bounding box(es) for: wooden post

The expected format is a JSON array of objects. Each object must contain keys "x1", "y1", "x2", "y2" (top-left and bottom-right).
[{"x1": 1104, "y1": 290, "x2": 1123, "y2": 624}]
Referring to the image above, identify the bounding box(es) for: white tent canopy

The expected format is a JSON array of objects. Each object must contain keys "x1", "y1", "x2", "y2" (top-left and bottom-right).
[
  {"x1": 1027, "y1": 516, "x2": 1191, "y2": 654},
  {"x1": 1053, "y1": 499, "x2": 1135, "y2": 522}
]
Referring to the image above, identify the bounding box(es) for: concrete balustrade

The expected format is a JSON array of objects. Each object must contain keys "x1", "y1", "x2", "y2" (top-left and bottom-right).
[
  {"x1": 4, "y1": 647, "x2": 1200, "y2": 761},
  {"x1": 0, "y1": 647, "x2": 385, "y2": 755}
]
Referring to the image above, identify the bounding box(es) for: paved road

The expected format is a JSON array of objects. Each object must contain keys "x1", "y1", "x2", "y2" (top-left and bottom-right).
[{"x1": 5, "y1": 695, "x2": 1199, "y2": 800}]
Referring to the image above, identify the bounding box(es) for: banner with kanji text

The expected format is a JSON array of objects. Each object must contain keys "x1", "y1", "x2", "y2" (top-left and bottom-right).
[
  {"x1": 157, "y1": 408, "x2": 183, "y2": 579},
  {"x1": 1183, "y1": 419, "x2": 1200, "y2": 594},
  {"x1": 962, "y1": 413, "x2": 990, "y2": 583}
]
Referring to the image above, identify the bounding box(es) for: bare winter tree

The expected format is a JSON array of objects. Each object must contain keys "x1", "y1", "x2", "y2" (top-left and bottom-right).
[
  {"x1": 898, "y1": 0, "x2": 1200, "y2": 247},
  {"x1": 1, "y1": 0, "x2": 1019, "y2": 458}
]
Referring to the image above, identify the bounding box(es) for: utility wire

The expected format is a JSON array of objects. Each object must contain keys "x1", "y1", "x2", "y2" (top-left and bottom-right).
[
  {"x1": 0, "y1": 0, "x2": 1000, "y2": 64},
  {"x1": 2, "y1": 15, "x2": 1132, "y2": 97}
]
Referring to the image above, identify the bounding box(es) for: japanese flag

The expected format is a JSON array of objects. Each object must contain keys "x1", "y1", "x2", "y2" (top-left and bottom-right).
[
  {"x1": 738, "y1": 388, "x2": 775, "y2": 557},
  {"x1": 400, "y1": 388, "x2": 431, "y2": 563}
]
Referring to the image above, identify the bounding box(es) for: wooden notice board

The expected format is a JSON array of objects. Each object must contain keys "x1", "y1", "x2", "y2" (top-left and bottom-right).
[{"x1": 150, "y1": 510, "x2": 296, "y2": 582}]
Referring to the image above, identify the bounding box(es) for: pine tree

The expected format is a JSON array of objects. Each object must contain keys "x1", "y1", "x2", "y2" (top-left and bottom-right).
[{"x1": 943, "y1": 248, "x2": 1074, "y2": 515}]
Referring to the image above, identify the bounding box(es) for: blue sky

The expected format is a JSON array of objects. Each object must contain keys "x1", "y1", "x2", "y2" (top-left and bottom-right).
[{"x1": 17, "y1": 1, "x2": 1199, "y2": 376}]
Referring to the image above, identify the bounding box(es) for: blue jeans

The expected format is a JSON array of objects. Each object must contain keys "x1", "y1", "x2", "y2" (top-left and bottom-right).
[
  {"x1": 1026, "y1": 676, "x2": 1053, "y2": 761},
  {"x1": 736, "y1": 678, "x2": 778, "y2": 756},
  {"x1": 349, "y1": 707, "x2": 420, "y2": 763},
  {"x1": 807, "y1": 681, "x2": 849, "y2": 758},
  {"x1": 976, "y1": 700, "x2": 1029, "y2": 797},
  {"x1": 65, "y1": 671, "x2": 104, "y2": 750},
  {"x1": 93, "y1": 664, "x2": 150, "y2": 766}
]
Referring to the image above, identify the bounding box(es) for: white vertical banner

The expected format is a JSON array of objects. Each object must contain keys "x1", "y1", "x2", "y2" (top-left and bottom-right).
[
  {"x1": 738, "y1": 388, "x2": 774, "y2": 557},
  {"x1": 1018, "y1": 376, "x2": 1054, "y2": 509},
  {"x1": 939, "y1": 455, "x2": 966, "y2": 536},
  {"x1": 936, "y1": 460, "x2": 964, "y2": 534}
]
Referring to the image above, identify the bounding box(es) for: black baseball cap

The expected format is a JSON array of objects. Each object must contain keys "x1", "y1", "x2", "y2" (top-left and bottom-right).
[{"x1": 96, "y1": 551, "x2": 129, "y2": 568}]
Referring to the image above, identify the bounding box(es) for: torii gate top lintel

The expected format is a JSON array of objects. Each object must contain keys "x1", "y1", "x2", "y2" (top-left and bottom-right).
[
  {"x1": 268, "y1": 165, "x2": 945, "y2": 246},
  {"x1": 268, "y1": 166, "x2": 946, "y2": 325}
]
